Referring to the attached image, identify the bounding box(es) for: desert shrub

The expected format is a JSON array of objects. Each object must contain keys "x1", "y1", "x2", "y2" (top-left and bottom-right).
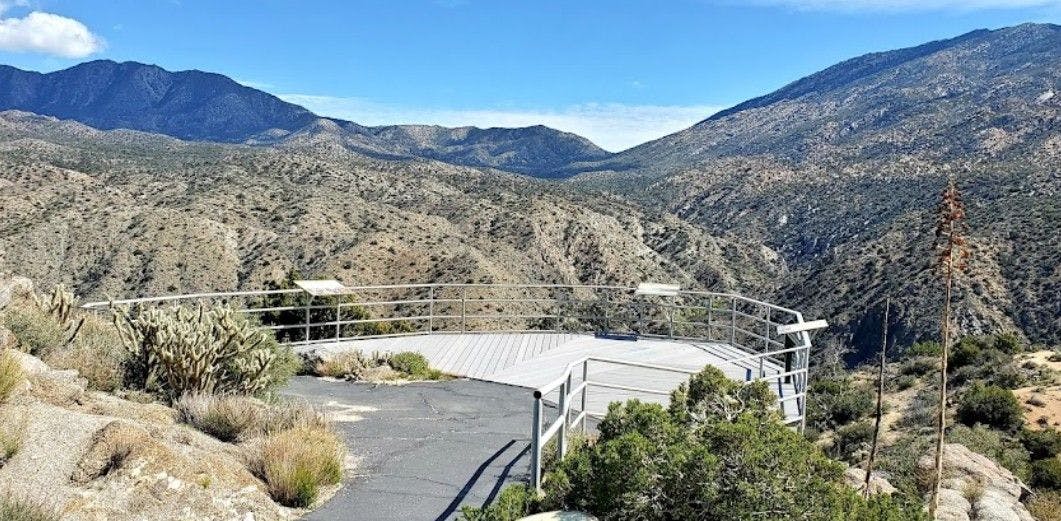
[
  {"x1": 252, "y1": 425, "x2": 345, "y2": 507},
  {"x1": 0, "y1": 494, "x2": 59, "y2": 521},
  {"x1": 948, "y1": 424, "x2": 1030, "y2": 481},
  {"x1": 877, "y1": 434, "x2": 936, "y2": 496},
  {"x1": 1028, "y1": 490, "x2": 1061, "y2": 520},
  {"x1": 312, "y1": 350, "x2": 391, "y2": 379},
  {"x1": 0, "y1": 349, "x2": 24, "y2": 404},
  {"x1": 113, "y1": 303, "x2": 299, "y2": 398},
  {"x1": 897, "y1": 388, "x2": 938, "y2": 432},
  {"x1": 829, "y1": 420, "x2": 874, "y2": 463},
  {"x1": 949, "y1": 339, "x2": 983, "y2": 369},
  {"x1": 806, "y1": 373, "x2": 874, "y2": 431},
  {"x1": 511, "y1": 366, "x2": 926, "y2": 521},
  {"x1": 45, "y1": 314, "x2": 126, "y2": 392},
  {"x1": 899, "y1": 356, "x2": 938, "y2": 377},
  {"x1": 956, "y1": 384, "x2": 1024, "y2": 432},
  {"x1": 890, "y1": 374, "x2": 917, "y2": 392},
  {"x1": 1022, "y1": 429, "x2": 1061, "y2": 461},
  {"x1": 1032, "y1": 458, "x2": 1061, "y2": 490},
  {"x1": 2, "y1": 304, "x2": 64, "y2": 358},
  {"x1": 459, "y1": 484, "x2": 537, "y2": 521},
  {"x1": 993, "y1": 333, "x2": 1023, "y2": 354},
  {"x1": 388, "y1": 351, "x2": 432, "y2": 378},
  {"x1": 174, "y1": 394, "x2": 264, "y2": 442},
  {"x1": 261, "y1": 400, "x2": 328, "y2": 434},
  {"x1": 905, "y1": 341, "x2": 942, "y2": 359}
]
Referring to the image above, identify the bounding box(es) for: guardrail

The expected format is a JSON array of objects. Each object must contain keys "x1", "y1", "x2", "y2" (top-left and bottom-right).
[{"x1": 82, "y1": 281, "x2": 817, "y2": 489}]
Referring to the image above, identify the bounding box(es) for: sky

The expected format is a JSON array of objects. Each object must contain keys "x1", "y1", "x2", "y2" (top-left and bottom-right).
[{"x1": 0, "y1": 1, "x2": 1058, "y2": 151}]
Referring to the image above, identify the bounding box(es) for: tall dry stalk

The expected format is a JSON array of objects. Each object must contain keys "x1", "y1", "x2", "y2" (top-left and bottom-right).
[
  {"x1": 928, "y1": 176, "x2": 969, "y2": 518},
  {"x1": 863, "y1": 297, "x2": 889, "y2": 498}
]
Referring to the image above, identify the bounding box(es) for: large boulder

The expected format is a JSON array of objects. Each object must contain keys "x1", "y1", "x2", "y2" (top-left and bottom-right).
[
  {"x1": 843, "y1": 466, "x2": 898, "y2": 496},
  {"x1": 917, "y1": 443, "x2": 1034, "y2": 521},
  {"x1": 0, "y1": 276, "x2": 33, "y2": 310}
]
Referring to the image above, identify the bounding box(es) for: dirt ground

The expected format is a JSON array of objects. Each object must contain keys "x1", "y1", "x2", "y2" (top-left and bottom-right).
[{"x1": 1013, "y1": 350, "x2": 1061, "y2": 430}]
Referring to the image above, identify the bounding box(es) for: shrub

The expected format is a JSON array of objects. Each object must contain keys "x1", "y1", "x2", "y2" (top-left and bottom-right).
[
  {"x1": 993, "y1": 333, "x2": 1023, "y2": 355},
  {"x1": 1022, "y1": 429, "x2": 1061, "y2": 461},
  {"x1": 1029, "y1": 490, "x2": 1061, "y2": 520},
  {"x1": 899, "y1": 357, "x2": 938, "y2": 377},
  {"x1": 949, "y1": 339, "x2": 982, "y2": 369},
  {"x1": 113, "y1": 303, "x2": 299, "y2": 398},
  {"x1": 1032, "y1": 458, "x2": 1061, "y2": 490},
  {"x1": 528, "y1": 366, "x2": 925, "y2": 520},
  {"x1": 0, "y1": 413, "x2": 26, "y2": 465},
  {"x1": 252, "y1": 425, "x2": 345, "y2": 507},
  {"x1": 806, "y1": 374, "x2": 874, "y2": 431},
  {"x1": 905, "y1": 341, "x2": 942, "y2": 359},
  {"x1": 45, "y1": 314, "x2": 126, "y2": 392},
  {"x1": 2, "y1": 304, "x2": 64, "y2": 358},
  {"x1": 388, "y1": 351, "x2": 431, "y2": 378},
  {"x1": 0, "y1": 349, "x2": 24, "y2": 404},
  {"x1": 459, "y1": 484, "x2": 536, "y2": 521},
  {"x1": 0, "y1": 494, "x2": 59, "y2": 521},
  {"x1": 174, "y1": 394, "x2": 264, "y2": 442},
  {"x1": 829, "y1": 420, "x2": 874, "y2": 463},
  {"x1": 948, "y1": 424, "x2": 1030, "y2": 481},
  {"x1": 956, "y1": 384, "x2": 1025, "y2": 432}
]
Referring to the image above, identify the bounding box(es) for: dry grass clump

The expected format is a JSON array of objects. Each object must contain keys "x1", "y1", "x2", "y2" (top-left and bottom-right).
[
  {"x1": 0, "y1": 413, "x2": 27, "y2": 466},
  {"x1": 175, "y1": 394, "x2": 328, "y2": 443},
  {"x1": 313, "y1": 350, "x2": 444, "y2": 381},
  {"x1": 313, "y1": 351, "x2": 388, "y2": 379},
  {"x1": 0, "y1": 349, "x2": 24, "y2": 404},
  {"x1": 251, "y1": 425, "x2": 344, "y2": 507},
  {"x1": 44, "y1": 314, "x2": 125, "y2": 392},
  {"x1": 0, "y1": 493, "x2": 59, "y2": 521},
  {"x1": 1029, "y1": 490, "x2": 1061, "y2": 521}
]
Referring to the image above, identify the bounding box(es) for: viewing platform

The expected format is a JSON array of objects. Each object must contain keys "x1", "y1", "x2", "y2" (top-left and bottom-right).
[{"x1": 85, "y1": 281, "x2": 823, "y2": 490}]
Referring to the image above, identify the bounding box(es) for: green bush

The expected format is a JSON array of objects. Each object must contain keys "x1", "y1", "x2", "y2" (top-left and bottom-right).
[
  {"x1": 956, "y1": 384, "x2": 1025, "y2": 432},
  {"x1": 1022, "y1": 429, "x2": 1061, "y2": 461},
  {"x1": 949, "y1": 339, "x2": 982, "y2": 369},
  {"x1": 113, "y1": 303, "x2": 299, "y2": 398},
  {"x1": 899, "y1": 357, "x2": 938, "y2": 377},
  {"x1": 829, "y1": 420, "x2": 874, "y2": 463},
  {"x1": 521, "y1": 366, "x2": 925, "y2": 521},
  {"x1": 459, "y1": 484, "x2": 537, "y2": 521},
  {"x1": 2, "y1": 304, "x2": 65, "y2": 358},
  {"x1": 252, "y1": 425, "x2": 345, "y2": 507},
  {"x1": 806, "y1": 374, "x2": 874, "y2": 431},
  {"x1": 905, "y1": 341, "x2": 942, "y2": 359},
  {"x1": 1031, "y1": 458, "x2": 1061, "y2": 490},
  {"x1": 388, "y1": 351, "x2": 431, "y2": 377},
  {"x1": 993, "y1": 333, "x2": 1023, "y2": 354}
]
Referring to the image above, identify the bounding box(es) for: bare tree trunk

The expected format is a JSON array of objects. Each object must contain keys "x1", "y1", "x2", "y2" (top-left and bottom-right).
[
  {"x1": 929, "y1": 240, "x2": 955, "y2": 519},
  {"x1": 863, "y1": 298, "x2": 889, "y2": 498}
]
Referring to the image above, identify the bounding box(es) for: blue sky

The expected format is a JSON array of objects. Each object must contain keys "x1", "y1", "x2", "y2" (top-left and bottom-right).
[{"x1": 1, "y1": 1, "x2": 1058, "y2": 150}]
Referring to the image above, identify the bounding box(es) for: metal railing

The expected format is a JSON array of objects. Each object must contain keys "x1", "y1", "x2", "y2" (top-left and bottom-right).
[{"x1": 82, "y1": 281, "x2": 816, "y2": 488}]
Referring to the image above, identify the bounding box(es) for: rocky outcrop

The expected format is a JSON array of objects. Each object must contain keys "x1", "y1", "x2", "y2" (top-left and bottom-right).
[
  {"x1": 0, "y1": 275, "x2": 32, "y2": 311},
  {"x1": 843, "y1": 466, "x2": 897, "y2": 496},
  {"x1": 917, "y1": 443, "x2": 1034, "y2": 521},
  {"x1": 0, "y1": 350, "x2": 297, "y2": 520}
]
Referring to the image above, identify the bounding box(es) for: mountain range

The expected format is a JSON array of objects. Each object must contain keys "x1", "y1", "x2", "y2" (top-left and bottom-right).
[{"x1": 1, "y1": 22, "x2": 1057, "y2": 359}]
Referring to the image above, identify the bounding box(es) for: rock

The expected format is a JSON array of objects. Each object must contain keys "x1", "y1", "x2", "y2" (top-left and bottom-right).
[
  {"x1": 917, "y1": 443, "x2": 1035, "y2": 521},
  {"x1": 0, "y1": 276, "x2": 33, "y2": 310},
  {"x1": 0, "y1": 327, "x2": 16, "y2": 351},
  {"x1": 843, "y1": 466, "x2": 897, "y2": 496},
  {"x1": 519, "y1": 512, "x2": 599, "y2": 521},
  {"x1": 6, "y1": 349, "x2": 50, "y2": 376}
]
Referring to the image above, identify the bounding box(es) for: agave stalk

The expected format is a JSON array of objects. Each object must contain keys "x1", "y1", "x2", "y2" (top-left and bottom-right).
[
  {"x1": 863, "y1": 297, "x2": 889, "y2": 498},
  {"x1": 928, "y1": 175, "x2": 969, "y2": 518}
]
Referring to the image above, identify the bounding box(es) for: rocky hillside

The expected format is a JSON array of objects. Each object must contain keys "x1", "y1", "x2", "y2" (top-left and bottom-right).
[
  {"x1": 0, "y1": 110, "x2": 776, "y2": 301},
  {"x1": 0, "y1": 60, "x2": 612, "y2": 177},
  {"x1": 574, "y1": 23, "x2": 1061, "y2": 355}
]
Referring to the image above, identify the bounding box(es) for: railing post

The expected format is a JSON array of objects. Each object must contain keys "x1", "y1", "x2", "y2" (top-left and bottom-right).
[
  {"x1": 558, "y1": 379, "x2": 568, "y2": 460},
  {"x1": 428, "y1": 285, "x2": 435, "y2": 333},
  {"x1": 460, "y1": 286, "x2": 467, "y2": 333},
  {"x1": 706, "y1": 296, "x2": 713, "y2": 341},
  {"x1": 581, "y1": 359, "x2": 589, "y2": 435},
  {"x1": 531, "y1": 391, "x2": 543, "y2": 492},
  {"x1": 667, "y1": 296, "x2": 675, "y2": 339},
  {"x1": 335, "y1": 299, "x2": 341, "y2": 341},
  {"x1": 730, "y1": 296, "x2": 737, "y2": 347},
  {"x1": 304, "y1": 294, "x2": 312, "y2": 343}
]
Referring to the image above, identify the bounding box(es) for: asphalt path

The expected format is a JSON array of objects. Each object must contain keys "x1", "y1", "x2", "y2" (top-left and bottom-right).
[{"x1": 284, "y1": 376, "x2": 535, "y2": 521}]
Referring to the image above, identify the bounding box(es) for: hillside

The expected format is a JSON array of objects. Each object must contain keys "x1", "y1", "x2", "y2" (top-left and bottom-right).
[
  {"x1": 0, "y1": 110, "x2": 776, "y2": 302},
  {"x1": 574, "y1": 23, "x2": 1061, "y2": 356},
  {"x1": 0, "y1": 60, "x2": 612, "y2": 177}
]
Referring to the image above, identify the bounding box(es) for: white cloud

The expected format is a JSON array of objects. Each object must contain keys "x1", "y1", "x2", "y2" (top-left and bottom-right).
[
  {"x1": 0, "y1": 10, "x2": 104, "y2": 58},
  {"x1": 747, "y1": 0, "x2": 1061, "y2": 11},
  {"x1": 279, "y1": 94, "x2": 722, "y2": 152}
]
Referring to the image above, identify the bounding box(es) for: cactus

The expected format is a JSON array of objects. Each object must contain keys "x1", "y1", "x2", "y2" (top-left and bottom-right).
[
  {"x1": 112, "y1": 302, "x2": 292, "y2": 398},
  {"x1": 34, "y1": 284, "x2": 84, "y2": 346}
]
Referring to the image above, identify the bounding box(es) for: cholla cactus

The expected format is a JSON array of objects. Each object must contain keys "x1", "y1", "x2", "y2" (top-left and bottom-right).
[
  {"x1": 112, "y1": 302, "x2": 285, "y2": 397},
  {"x1": 35, "y1": 284, "x2": 84, "y2": 345}
]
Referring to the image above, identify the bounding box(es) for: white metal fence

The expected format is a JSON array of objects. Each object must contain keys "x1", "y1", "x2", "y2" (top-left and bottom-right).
[{"x1": 82, "y1": 282, "x2": 817, "y2": 490}]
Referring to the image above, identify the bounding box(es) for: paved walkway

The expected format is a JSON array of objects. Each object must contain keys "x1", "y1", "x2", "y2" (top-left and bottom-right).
[{"x1": 284, "y1": 376, "x2": 534, "y2": 521}]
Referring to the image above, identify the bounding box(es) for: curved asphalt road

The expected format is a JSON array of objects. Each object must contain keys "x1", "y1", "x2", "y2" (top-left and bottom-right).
[{"x1": 283, "y1": 376, "x2": 534, "y2": 521}]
